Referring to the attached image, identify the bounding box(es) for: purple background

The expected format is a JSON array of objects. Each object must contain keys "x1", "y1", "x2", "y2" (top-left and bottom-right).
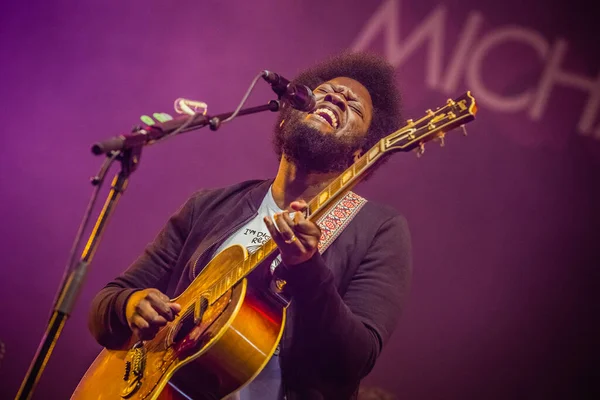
[{"x1": 1, "y1": 0, "x2": 598, "y2": 398}]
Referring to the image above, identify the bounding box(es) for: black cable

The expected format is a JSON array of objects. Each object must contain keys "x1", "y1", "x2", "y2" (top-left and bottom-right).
[{"x1": 220, "y1": 72, "x2": 265, "y2": 123}]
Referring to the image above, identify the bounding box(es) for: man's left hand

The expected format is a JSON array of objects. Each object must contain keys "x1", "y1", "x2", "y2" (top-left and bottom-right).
[{"x1": 264, "y1": 200, "x2": 321, "y2": 266}]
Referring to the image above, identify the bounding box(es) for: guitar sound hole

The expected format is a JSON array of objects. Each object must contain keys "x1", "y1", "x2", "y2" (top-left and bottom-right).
[{"x1": 172, "y1": 297, "x2": 208, "y2": 343}]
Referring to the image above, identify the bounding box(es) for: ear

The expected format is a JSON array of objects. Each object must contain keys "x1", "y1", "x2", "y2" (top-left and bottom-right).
[{"x1": 353, "y1": 149, "x2": 363, "y2": 162}]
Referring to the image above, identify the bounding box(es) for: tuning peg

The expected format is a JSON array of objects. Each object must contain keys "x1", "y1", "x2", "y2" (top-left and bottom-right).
[
  {"x1": 446, "y1": 98, "x2": 456, "y2": 106},
  {"x1": 461, "y1": 125, "x2": 468, "y2": 136},
  {"x1": 416, "y1": 142, "x2": 425, "y2": 158},
  {"x1": 437, "y1": 133, "x2": 445, "y2": 147},
  {"x1": 426, "y1": 109, "x2": 434, "y2": 117}
]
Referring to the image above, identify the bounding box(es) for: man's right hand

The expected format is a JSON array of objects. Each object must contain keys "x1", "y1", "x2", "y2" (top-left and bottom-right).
[{"x1": 125, "y1": 288, "x2": 181, "y2": 341}]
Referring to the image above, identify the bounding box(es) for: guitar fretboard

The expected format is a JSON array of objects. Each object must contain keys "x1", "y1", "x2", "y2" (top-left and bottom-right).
[
  {"x1": 205, "y1": 140, "x2": 391, "y2": 303},
  {"x1": 204, "y1": 91, "x2": 477, "y2": 304}
]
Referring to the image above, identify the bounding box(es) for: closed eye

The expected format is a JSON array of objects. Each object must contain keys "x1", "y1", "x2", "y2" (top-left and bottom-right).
[
  {"x1": 350, "y1": 104, "x2": 363, "y2": 117},
  {"x1": 316, "y1": 86, "x2": 364, "y2": 117}
]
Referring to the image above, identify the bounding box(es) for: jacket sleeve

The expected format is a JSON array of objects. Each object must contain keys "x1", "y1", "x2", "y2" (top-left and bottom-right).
[
  {"x1": 275, "y1": 213, "x2": 412, "y2": 383},
  {"x1": 87, "y1": 194, "x2": 197, "y2": 349}
]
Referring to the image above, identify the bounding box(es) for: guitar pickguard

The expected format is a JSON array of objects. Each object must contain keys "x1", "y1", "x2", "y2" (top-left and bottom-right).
[{"x1": 119, "y1": 289, "x2": 234, "y2": 400}]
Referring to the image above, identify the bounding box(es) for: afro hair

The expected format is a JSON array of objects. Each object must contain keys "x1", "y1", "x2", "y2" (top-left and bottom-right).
[{"x1": 289, "y1": 51, "x2": 403, "y2": 151}]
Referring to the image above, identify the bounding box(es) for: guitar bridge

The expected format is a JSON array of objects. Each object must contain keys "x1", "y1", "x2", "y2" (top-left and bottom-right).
[{"x1": 121, "y1": 342, "x2": 146, "y2": 398}]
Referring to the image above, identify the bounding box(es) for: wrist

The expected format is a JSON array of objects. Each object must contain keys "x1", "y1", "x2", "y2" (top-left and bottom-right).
[{"x1": 275, "y1": 253, "x2": 333, "y2": 297}]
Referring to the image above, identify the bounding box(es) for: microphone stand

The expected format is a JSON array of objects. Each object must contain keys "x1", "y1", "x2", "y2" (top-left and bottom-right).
[{"x1": 15, "y1": 99, "x2": 280, "y2": 400}]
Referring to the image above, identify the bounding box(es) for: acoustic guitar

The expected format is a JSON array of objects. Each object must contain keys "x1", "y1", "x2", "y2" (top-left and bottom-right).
[{"x1": 71, "y1": 92, "x2": 477, "y2": 399}]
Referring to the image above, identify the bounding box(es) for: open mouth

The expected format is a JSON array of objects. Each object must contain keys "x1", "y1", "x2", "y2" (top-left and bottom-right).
[{"x1": 310, "y1": 107, "x2": 340, "y2": 129}]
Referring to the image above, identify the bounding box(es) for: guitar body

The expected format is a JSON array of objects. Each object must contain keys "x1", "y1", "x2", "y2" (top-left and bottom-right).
[{"x1": 72, "y1": 245, "x2": 286, "y2": 400}]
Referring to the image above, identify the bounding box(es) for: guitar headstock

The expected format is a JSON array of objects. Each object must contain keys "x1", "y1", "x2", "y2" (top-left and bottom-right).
[{"x1": 383, "y1": 91, "x2": 477, "y2": 156}]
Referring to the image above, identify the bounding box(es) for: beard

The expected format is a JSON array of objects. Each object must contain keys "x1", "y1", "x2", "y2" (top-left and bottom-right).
[{"x1": 273, "y1": 110, "x2": 365, "y2": 174}]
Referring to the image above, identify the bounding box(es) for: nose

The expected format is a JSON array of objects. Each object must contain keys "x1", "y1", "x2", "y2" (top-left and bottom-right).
[{"x1": 324, "y1": 93, "x2": 347, "y2": 112}]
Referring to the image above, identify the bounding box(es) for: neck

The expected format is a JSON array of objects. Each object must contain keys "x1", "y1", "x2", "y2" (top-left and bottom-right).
[{"x1": 271, "y1": 156, "x2": 338, "y2": 210}]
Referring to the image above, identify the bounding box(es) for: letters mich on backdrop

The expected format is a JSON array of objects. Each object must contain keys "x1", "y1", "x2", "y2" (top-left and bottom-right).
[{"x1": 353, "y1": 0, "x2": 600, "y2": 142}]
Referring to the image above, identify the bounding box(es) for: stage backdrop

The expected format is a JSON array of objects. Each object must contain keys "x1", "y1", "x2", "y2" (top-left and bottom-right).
[{"x1": 1, "y1": 0, "x2": 598, "y2": 398}]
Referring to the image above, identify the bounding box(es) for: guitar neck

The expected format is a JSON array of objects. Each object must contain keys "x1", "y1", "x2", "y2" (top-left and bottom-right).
[
  {"x1": 206, "y1": 140, "x2": 391, "y2": 304},
  {"x1": 305, "y1": 141, "x2": 388, "y2": 221},
  {"x1": 206, "y1": 91, "x2": 477, "y2": 303}
]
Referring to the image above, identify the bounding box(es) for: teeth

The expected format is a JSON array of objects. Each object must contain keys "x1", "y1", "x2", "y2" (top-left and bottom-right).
[
  {"x1": 313, "y1": 113, "x2": 330, "y2": 126},
  {"x1": 313, "y1": 108, "x2": 338, "y2": 129}
]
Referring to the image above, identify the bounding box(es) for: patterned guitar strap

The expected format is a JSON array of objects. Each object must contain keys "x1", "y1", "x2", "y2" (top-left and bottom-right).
[{"x1": 270, "y1": 191, "x2": 367, "y2": 299}]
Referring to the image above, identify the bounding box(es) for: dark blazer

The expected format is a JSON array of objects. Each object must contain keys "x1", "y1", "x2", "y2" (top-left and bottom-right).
[{"x1": 88, "y1": 179, "x2": 412, "y2": 399}]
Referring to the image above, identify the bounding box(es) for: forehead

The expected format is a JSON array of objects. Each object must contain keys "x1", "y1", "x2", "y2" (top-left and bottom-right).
[{"x1": 323, "y1": 77, "x2": 372, "y2": 106}]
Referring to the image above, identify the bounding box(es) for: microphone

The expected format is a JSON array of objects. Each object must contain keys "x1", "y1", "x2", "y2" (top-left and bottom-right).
[{"x1": 262, "y1": 70, "x2": 316, "y2": 112}]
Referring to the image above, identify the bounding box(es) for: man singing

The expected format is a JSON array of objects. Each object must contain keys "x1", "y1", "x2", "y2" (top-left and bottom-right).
[{"x1": 88, "y1": 52, "x2": 412, "y2": 399}]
